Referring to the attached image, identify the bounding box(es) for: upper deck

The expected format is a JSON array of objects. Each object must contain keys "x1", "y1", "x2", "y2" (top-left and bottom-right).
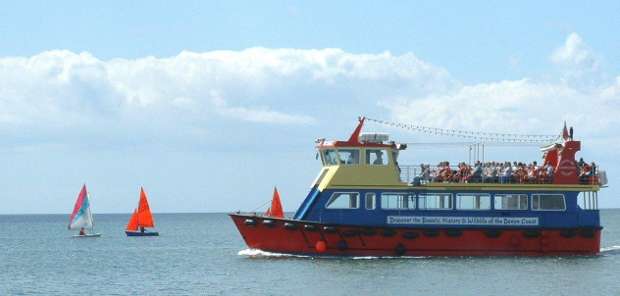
[{"x1": 313, "y1": 117, "x2": 606, "y2": 193}]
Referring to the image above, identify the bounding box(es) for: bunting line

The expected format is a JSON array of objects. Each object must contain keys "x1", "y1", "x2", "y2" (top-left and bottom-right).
[{"x1": 365, "y1": 117, "x2": 560, "y2": 144}]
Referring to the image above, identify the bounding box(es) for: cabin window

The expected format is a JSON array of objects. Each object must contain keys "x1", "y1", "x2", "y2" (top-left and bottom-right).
[
  {"x1": 494, "y1": 194, "x2": 528, "y2": 210},
  {"x1": 323, "y1": 149, "x2": 339, "y2": 165},
  {"x1": 325, "y1": 192, "x2": 359, "y2": 209},
  {"x1": 577, "y1": 191, "x2": 598, "y2": 210},
  {"x1": 365, "y1": 193, "x2": 376, "y2": 210},
  {"x1": 532, "y1": 194, "x2": 566, "y2": 211},
  {"x1": 381, "y1": 193, "x2": 415, "y2": 210},
  {"x1": 456, "y1": 193, "x2": 491, "y2": 210},
  {"x1": 338, "y1": 149, "x2": 360, "y2": 165},
  {"x1": 366, "y1": 149, "x2": 389, "y2": 165},
  {"x1": 418, "y1": 193, "x2": 452, "y2": 210}
]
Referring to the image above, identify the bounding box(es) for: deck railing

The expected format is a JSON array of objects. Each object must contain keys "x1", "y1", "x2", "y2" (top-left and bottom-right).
[{"x1": 399, "y1": 164, "x2": 601, "y2": 186}]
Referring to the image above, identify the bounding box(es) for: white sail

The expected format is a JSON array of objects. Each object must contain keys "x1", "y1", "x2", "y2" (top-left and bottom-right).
[{"x1": 69, "y1": 195, "x2": 94, "y2": 230}]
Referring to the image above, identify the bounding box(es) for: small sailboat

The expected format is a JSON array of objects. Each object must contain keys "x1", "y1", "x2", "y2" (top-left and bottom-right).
[
  {"x1": 264, "y1": 187, "x2": 284, "y2": 218},
  {"x1": 68, "y1": 184, "x2": 101, "y2": 238},
  {"x1": 125, "y1": 187, "x2": 159, "y2": 237}
]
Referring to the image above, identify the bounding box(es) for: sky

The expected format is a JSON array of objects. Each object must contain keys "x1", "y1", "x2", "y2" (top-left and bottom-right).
[{"x1": 0, "y1": 1, "x2": 619, "y2": 214}]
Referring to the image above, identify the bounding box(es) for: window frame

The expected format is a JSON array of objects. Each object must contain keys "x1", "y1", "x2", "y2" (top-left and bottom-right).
[
  {"x1": 324, "y1": 192, "x2": 360, "y2": 210},
  {"x1": 455, "y1": 193, "x2": 491, "y2": 211},
  {"x1": 577, "y1": 191, "x2": 598, "y2": 210},
  {"x1": 322, "y1": 149, "x2": 340, "y2": 166},
  {"x1": 318, "y1": 151, "x2": 326, "y2": 166},
  {"x1": 493, "y1": 193, "x2": 529, "y2": 211},
  {"x1": 380, "y1": 192, "x2": 416, "y2": 210},
  {"x1": 531, "y1": 193, "x2": 566, "y2": 211},
  {"x1": 338, "y1": 149, "x2": 360, "y2": 165},
  {"x1": 365, "y1": 193, "x2": 376, "y2": 210},
  {"x1": 418, "y1": 192, "x2": 453, "y2": 210},
  {"x1": 365, "y1": 149, "x2": 389, "y2": 166}
]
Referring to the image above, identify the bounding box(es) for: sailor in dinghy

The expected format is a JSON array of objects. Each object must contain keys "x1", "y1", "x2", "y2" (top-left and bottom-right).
[
  {"x1": 125, "y1": 187, "x2": 159, "y2": 237},
  {"x1": 68, "y1": 184, "x2": 101, "y2": 238}
]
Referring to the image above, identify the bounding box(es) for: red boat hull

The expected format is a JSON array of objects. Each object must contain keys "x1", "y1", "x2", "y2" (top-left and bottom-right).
[{"x1": 230, "y1": 214, "x2": 601, "y2": 256}]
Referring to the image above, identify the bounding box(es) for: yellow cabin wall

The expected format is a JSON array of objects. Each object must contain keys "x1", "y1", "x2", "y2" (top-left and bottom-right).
[{"x1": 316, "y1": 147, "x2": 407, "y2": 190}]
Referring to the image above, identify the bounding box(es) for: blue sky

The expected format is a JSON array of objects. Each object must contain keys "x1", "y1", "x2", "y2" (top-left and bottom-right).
[{"x1": 0, "y1": 1, "x2": 619, "y2": 213}]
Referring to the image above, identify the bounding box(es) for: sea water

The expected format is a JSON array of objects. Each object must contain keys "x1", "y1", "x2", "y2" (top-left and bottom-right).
[{"x1": 1, "y1": 211, "x2": 619, "y2": 295}]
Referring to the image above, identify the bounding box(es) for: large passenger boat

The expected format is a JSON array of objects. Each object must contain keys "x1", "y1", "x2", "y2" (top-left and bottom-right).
[{"x1": 230, "y1": 117, "x2": 607, "y2": 256}]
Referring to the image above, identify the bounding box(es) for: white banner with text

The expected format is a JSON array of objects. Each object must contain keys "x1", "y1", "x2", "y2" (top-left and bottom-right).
[{"x1": 386, "y1": 216, "x2": 539, "y2": 226}]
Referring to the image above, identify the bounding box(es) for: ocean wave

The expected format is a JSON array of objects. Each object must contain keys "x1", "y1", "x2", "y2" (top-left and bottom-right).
[
  {"x1": 600, "y1": 245, "x2": 620, "y2": 254},
  {"x1": 351, "y1": 255, "x2": 428, "y2": 260},
  {"x1": 237, "y1": 249, "x2": 428, "y2": 259},
  {"x1": 237, "y1": 248, "x2": 311, "y2": 258}
]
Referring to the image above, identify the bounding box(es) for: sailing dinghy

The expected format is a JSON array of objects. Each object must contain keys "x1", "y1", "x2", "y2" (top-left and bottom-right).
[
  {"x1": 125, "y1": 187, "x2": 159, "y2": 237},
  {"x1": 68, "y1": 184, "x2": 101, "y2": 238}
]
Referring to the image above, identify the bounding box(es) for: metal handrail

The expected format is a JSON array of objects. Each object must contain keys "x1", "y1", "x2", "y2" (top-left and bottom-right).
[{"x1": 399, "y1": 164, "x2": 600, "y2": 185}]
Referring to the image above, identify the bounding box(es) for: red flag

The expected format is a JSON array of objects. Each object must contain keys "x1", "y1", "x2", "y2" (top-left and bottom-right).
[
  {"x1": 562, "y1": 121, "x2": 569, "y2": 141},
  {"x1": 265, "y1": 187, "x2": 284, "y2": 218}
]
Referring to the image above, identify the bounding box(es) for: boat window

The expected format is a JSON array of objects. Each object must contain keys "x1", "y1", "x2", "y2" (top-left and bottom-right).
[
  {"x1": 532, "y1": 194, "x2": 566, "y2": 211},
  {"x1": 366, "y1": 149, "x2": 389, "y2": 165},
  {"x1": 494, "y1": 194, "x2": 528, "y2": 210},
  {"x1": 577, "y1": 192, "x2": 598, "y2": 210},
  {"x1": 338, "y1": 149, "x2": 360, "y2": 165},
  {"x1": 325, "y1": 192, "x2": 359, "y2": 209},
  {"x1": 365, "y1": 193, "x2": 376, "y2": 210},
  {"x1": 381, "y1": 193, "x2": 415, "y2": 210},
  {"x1": 456, "y1": 193, "x2": 491, "y2": 210},
  {"x1": 418, "y1": 193, "x2": 452, "y2": 210},
  {"x1": 323, "y1": 149, "x2": 339, "y2": 165}
]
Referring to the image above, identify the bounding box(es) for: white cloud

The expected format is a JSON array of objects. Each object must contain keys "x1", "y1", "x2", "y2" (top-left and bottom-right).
[
  {"x1": 551, "y1": 33, "x2": 598, "y2": 70},
  {"x1": 0, "y1": 39, "x2": 617, "y2": 147},
  {"x1": 384, "y1": 33, "x2": 619, "y2": 140},
  {"x1": 550, "y1": 33, "x2": 604, "y2": 89},
  {"x1": 0, "y1": 48, "x2": 452, "y2": 133},
  {"x1": 383, "y1": 79, "x2": 619, "y2": 137}
]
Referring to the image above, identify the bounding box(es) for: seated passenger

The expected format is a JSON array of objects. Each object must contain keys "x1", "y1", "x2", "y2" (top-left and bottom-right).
[
  {"x1": 439, "y1": 161, "x2": 452, "y2": 182},
  {"x1": 527, "y1": 164, "x2": 536, "y2": 183},
  {"x1": 373, "y1": 154, "x2": 383, "y2": 165},
  {"x1": 580, "y1": 162, "x2": 592, "y2": 183},
  {"x1": 578, "y1": 157, "x2": 585, "y2": 168},
  {"x1": 546, "y1": 164, "x2": 554, "y2": 183},
  {"x1": 471, "y1": 162, "x2": 482, "y2": 183},
  {"x1": 459, "y1": 162, "x2": 471, "y2": 183},
  {"x1": 516, "y1": 164, "x2": 527, "y2": 183},
  {"x1": 501, "y1": 162, "x2": 512, "y2": 184},
  {"x1": 430, "y1": 166, "x2": 439, "y2": 182}
]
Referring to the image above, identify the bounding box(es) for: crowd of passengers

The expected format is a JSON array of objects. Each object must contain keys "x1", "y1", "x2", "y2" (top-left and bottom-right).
[{"x1": 415, "y1": 158, "x2": 597, "y2": 184}]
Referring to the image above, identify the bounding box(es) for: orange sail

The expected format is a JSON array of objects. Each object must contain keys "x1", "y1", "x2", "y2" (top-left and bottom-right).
[
  {"x1": 265, "y1": 187, "x2": 284, "y2": 218},
  {"x1": 126, "y1": 209, "x2": 139, "y2": 231},
  {"x1": 136, "y1": 187, "x2": 155, "y2": 228}
]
